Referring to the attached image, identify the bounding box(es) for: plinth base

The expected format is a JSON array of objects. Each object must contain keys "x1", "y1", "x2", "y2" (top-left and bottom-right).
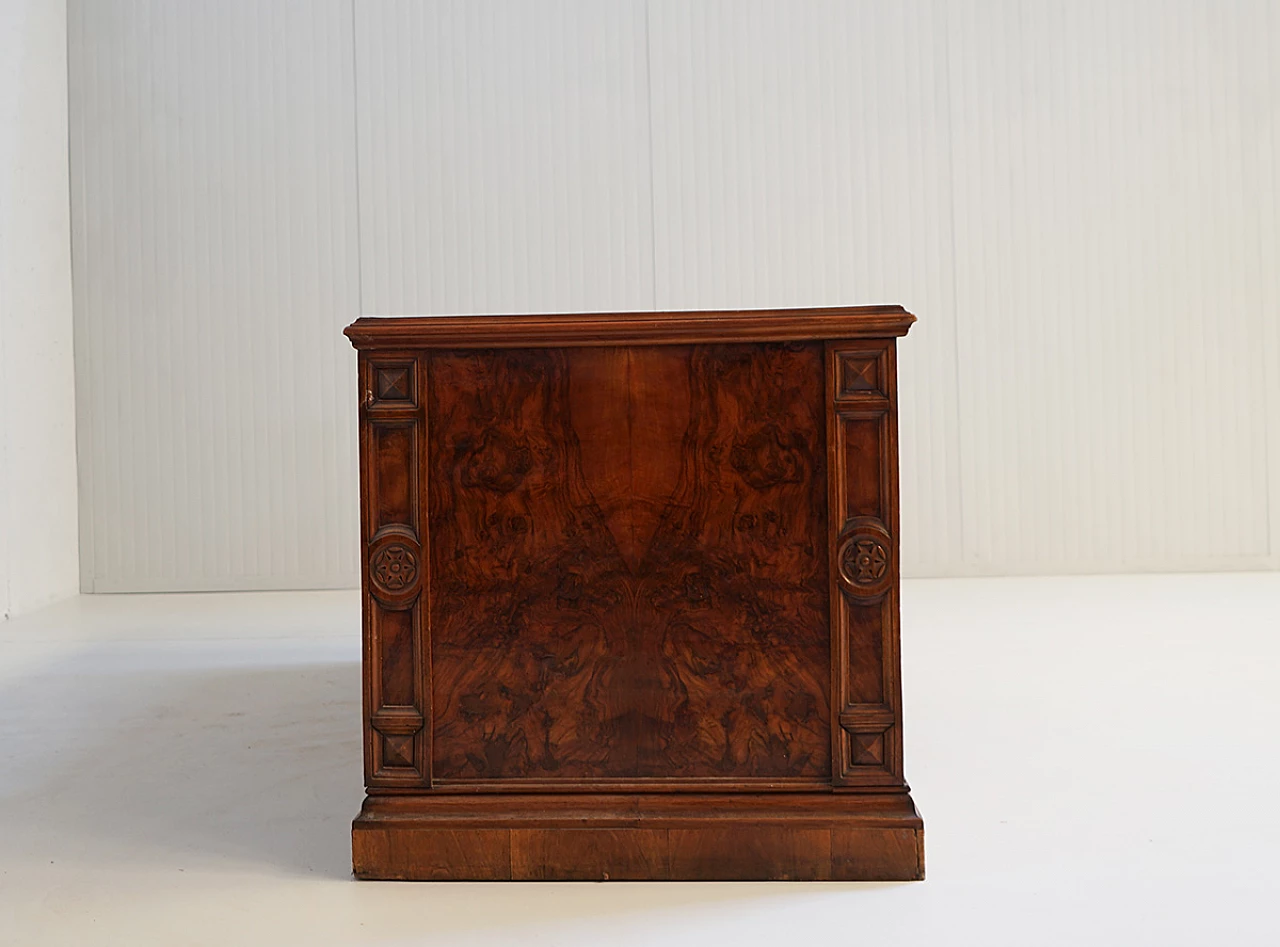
[{"x1": 352, "y1": 792, "x2": 924, "y2": 881}]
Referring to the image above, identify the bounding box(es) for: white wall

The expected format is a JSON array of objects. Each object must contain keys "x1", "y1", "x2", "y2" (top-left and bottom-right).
[
  {"x1": 68, "y1": 0, "x2": 361, "y2": 592},
  {"x1": 0, "y1": 0, "x2": 79, "y2": 617},
  {"x1": 68, "y1": 0, "x2": 1280, "y2": 591}
]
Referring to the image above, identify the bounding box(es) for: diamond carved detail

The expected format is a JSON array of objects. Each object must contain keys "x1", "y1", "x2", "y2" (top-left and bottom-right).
[
  {"x1": 382, "y1": 733, "x2": 415, "y2": 769},
  {"x1": 850, "y1": 732, "x2": 884, "y2": 766},
  {"x1": 375, "y1": 366, "x2": 412, "y2": 401},
  {"x1": 840, "y1": 357, "x2": 879, "y2": 393}
]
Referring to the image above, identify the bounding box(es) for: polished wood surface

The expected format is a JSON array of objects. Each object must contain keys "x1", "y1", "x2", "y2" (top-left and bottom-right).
[
  {"x1": 347, "y1": 306, "x2": 921, "y2": 880},
  {"x1": 352, "y1": 793, "x2": 923, "y2": 881},
  {"x1": 428, "y1": 344, "x2": 830, "y2": 782},
  {"x1": 345, "y1": 304, "x2": 915, "y2": 349}
]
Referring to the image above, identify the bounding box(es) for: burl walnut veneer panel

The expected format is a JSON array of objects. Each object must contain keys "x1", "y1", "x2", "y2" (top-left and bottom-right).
[
  {"x1": 346, "y1": 306, "x2": 922, "y2": 881},
  {"x1": 428, "y1": 344, "x2": 830, "y2": 782}
]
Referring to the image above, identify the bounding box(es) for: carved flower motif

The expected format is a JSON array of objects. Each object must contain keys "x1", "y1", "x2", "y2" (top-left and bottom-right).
[
  {"x1": 843, "y1": 538, "x2": 888, "y2": 585},
  {"x1": 372, "y1": 543, "x2": 417, "y2": 592}
]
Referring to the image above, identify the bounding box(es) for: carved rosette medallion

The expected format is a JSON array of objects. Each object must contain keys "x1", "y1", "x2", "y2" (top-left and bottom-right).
[
  {"x1": 843, "y1": 538, "x2": 888, "y2": 584},
  {"x1": 836, "y1": 517, "x2": 894, "y2": 601},
  {"x1": 368, "y1": 534, "x2": 422, "y2": 605},
  {"x1": 373, "y1": 543, "x2": 417, "y2": 591}
]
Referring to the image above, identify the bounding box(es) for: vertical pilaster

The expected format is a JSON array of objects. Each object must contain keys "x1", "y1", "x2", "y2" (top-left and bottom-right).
[
  {"x1": 358, "y1": 352, "x2": 430, "y2": 787},
  {"x1": 826, "y1": 340, "x2": 907, "y2": 789}
]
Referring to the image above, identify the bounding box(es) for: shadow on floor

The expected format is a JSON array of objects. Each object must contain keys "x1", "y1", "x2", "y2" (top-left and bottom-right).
[
  {"x1": 0, "y1": 642, "x2": 889, "y2": 937},
  {"x1": 0, "y1": 648, "x2": 364, "y2": 880}
]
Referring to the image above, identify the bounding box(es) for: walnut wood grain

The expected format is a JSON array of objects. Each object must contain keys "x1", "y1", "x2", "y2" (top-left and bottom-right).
[
  {"x1": 345, "y1": 305, "x2": 915, "y2": 349},
  {"x1": 827, "y1": 340, "x2": 906, "y2": 787},
  {"x1": 426, "y1": 344, "x2": 830, "y2": 782},
  {"x1": 352, "y1": 792, "x2": 924, "y2": 881},
  {"x1": 358, "y1": 353, "x2": 430, "y2": 786}
]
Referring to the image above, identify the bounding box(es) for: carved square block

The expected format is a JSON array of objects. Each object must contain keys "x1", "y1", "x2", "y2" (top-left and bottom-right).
[
  {"x1": 835, "y1": 345, "x2": 889, "y2": 399},
  {"x1": 382, "y1": 733, "x2": 416, "y2": 769},
  {"x1": 374, "y1": 364, "x2": 415, "y2": 403},
  {"x1": 850, "y1": 732, "x2": 885, "y2": 766}
]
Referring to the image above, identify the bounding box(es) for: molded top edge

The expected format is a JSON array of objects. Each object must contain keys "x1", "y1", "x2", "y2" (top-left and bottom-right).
[{"x1": 344, "y1": 305, "x2": 916, "y2": 349}]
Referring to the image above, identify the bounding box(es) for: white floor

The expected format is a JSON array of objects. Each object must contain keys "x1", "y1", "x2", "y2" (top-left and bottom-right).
[{"x1": 1, "y1": 575, "x2": 1277, "y2": 946}]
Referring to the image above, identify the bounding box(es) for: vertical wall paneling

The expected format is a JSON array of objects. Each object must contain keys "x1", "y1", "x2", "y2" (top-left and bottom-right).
[
  {"x1": 946, "y1": 0, "x2": 1271, "y2": 574},
  {"x1": 355, "y1": 0, "x2": 656, "y2": 315},
  {"x1": 646, "y1": 0, "x2": 965, "y2": 576},
  {"x1": 1242, "y1": 0, "x2": 1280, "y2": 564},
  {"x1": 69, "y1": 0, "x2": 362, "y2": 591},
  {"x1": 67, "y1": 1, "x2": 1280, "y2": 588}
]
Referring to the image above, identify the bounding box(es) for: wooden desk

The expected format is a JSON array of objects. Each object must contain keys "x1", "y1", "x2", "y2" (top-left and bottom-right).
[{"x1": 344, "y1": 307, "x2": 923, "y2": 880}]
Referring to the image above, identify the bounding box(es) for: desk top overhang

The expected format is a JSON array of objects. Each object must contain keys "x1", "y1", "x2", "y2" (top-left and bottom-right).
[{"x1": 345, "y1": 305, "x2": 916, "y2": 350}]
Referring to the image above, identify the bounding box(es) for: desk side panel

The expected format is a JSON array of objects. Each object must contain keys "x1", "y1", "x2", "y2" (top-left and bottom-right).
[{"x1": 425, "y1": 343, "x2": 831, "y2": 785}]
